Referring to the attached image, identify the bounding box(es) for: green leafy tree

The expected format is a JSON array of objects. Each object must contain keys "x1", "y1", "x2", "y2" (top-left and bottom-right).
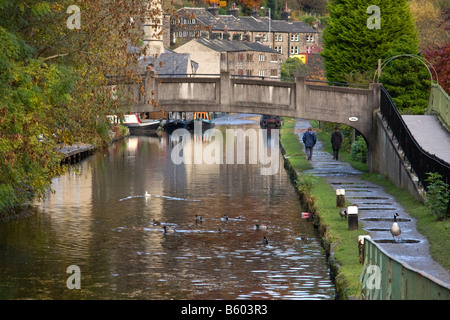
[
  {"x1": 281, "y1": 57, "x2": 309, "y2": 79},
  {"x1": 0, "y1": 0, "x2": 153, "y2": 214},
  {"x1": 321, "y1": 0, "x2": 418, "y2": 83},
  {"x1": 425, "y1": 172, "x2": 449, "y2": 220},
  {"x1": 379, "y1": 36, "x2": 431, "y2": 114}
]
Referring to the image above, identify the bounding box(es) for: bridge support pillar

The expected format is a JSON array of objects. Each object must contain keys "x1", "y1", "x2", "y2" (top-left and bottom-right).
[
  {"x1": 295, "y1": 75, "x2": 306, "y2": 112},
  {"x1": 220, "y1": 71, "x2": 232, "y2": 109}
]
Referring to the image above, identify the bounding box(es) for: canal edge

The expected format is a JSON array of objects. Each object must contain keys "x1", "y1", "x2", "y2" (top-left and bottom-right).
[{"x1": 279, "y1": 134, "x2": 348, "y2": 300}]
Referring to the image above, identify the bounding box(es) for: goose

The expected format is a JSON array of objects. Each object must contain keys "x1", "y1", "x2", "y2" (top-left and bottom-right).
[
  {"x1": 255, "y1": 224, "x2": 268, "y2": 230},
  {"x1": 222, "y1": 214, "x2": 229, "y2": 221},
  {"x1": 339, "y1": 208, "x2": 347, "y2": 220},
  {"x1": 195, "y1": 214, "x2": 203, "y2": 222},
  {"x1": 152, "y1": 219, "x2": 161, "y2": 226},
  {"x1": 262, "y1": 236, "x2": 269, "y2": 245},
  {"x1": 145, "y1": 191, "x2": 151, "y2": 197},
  {"x1": 163, "y1": 226, "x2": 176, "y2": 234},
  {"x1": 390, "y1": 213, "x2": 401, "y2": 241}
]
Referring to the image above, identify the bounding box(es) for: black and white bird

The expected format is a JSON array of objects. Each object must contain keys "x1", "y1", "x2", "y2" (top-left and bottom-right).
[
  {"x1": 163, "y1": 226, "x2": 176, "y2": 234},
  {"x1": 339, "y1": 208, "x2": 347, "y2": 220},
  {"x1": 262, "y1": 236, "x2": 269, "y2": 245},
  {"x1": 195, "y1": 214, "x2": 203, "y2": 222},
  {"x1": 390, "y1": 213, "x2": 402, "y2": 241}
]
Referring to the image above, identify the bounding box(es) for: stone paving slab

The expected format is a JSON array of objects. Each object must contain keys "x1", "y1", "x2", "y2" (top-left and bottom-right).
[{"x1": 295, "y1": 118, "x2": 450, "y2": 287}]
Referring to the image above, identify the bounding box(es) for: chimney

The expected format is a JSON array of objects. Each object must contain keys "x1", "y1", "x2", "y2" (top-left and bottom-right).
[
  {"x1": 207, "y1": 2, "x2": 219, "y2": 17},
  {"x1": 250, "y1": 6, "x2": 259, "y2": 18},
  {"x1": 227, "y1": 3, "x2": 239, "y2": 18},
  {"x1": 281, "y1": 2, "x2": 291, "y2": 21}
]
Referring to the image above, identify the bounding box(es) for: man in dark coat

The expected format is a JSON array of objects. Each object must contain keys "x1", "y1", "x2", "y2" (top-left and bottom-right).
[
  {"x1": 331, "y1": 126, "x2": 343, "y2": 160},
  {"x1": 302, "y1": 126, "x2": 317, "y2": 161}
]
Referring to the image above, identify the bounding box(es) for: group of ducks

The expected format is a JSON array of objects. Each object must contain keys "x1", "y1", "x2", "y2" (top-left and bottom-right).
[
  {"x1": 339, "y1": 208, "x2": 402, "y2": 241},
  {"x1": 153, "y1": 214, "x2": 271, "y2": 245}
]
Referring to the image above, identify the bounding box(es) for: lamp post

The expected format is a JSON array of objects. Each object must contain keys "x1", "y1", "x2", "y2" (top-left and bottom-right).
[{"x1": 261, "y1": 6, "x2": 271, "y2": 48}]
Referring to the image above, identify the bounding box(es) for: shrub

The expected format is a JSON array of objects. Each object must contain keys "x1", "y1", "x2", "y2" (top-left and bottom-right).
[
  {"x1": 425, "y1": 172, "x2": 449, "y2": 220},
  {"x1": 350, "y1": 136, "x2": 367, "y2": 163}
]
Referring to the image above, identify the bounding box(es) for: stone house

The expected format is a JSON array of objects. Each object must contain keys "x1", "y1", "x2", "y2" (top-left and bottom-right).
[
  {"x1": 167, "y1": 4, "x2": 320, "y2": 62},
  {"x1": 174, "y1": 38, "x2": 281, "y2": 78}
]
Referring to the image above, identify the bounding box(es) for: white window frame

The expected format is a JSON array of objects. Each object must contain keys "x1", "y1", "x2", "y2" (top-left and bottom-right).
[
  {"x1": 290, "y1": 34, "x2": 299, "y2": 42},
  {"x1": 259, "y1": 70, "x2": 265, "y2": 77},
  {"x1": 258, "y1": 54, "x2": 266, "y2": 62},
  {"x1": 274, "y1": 46, "x2": 283, "y2": 54},
  {"x1": 290, "y1": 46, "x2": 299, "y2": 55}
]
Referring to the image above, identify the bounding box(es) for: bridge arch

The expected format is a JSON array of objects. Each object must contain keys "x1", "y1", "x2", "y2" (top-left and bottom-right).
[{"x1": 124, "y1": 71, "x2": 381, "y2": 169}]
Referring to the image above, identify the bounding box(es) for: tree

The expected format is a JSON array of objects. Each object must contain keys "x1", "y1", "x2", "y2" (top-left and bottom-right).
[
  {"x1": 423, "y1": 8, "x2": 450, "y2": 93},
  {"x1": 0, "y1": 0, "x2": 153, "y2": 214},
  {"x1": 379, "y1": 36, "x2": 431, "y2": 114},
  {"x1": 281, "y1": 57, "x2": 309, "y2": 79},
  {"x1": 321, "y1": 0, "x2": 418, "y2": 83}
]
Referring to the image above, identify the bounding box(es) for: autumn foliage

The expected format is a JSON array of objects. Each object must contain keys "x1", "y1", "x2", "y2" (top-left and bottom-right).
[{"x1": 0, "y1": 0, "x2": 152, "y2": 214}]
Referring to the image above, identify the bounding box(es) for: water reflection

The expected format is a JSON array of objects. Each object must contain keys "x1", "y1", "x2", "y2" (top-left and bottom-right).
[{"x1": 0, "y1": 114, "x2": 335, "y2": 300}]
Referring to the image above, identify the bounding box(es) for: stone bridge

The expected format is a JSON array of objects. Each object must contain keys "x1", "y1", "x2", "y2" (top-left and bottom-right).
[
  {"x1": 122, "y1": 71, "x2": 382, "y2": 170},
  {"x1": 129, "y1": 72, "x2": 380, "y2": 141}
]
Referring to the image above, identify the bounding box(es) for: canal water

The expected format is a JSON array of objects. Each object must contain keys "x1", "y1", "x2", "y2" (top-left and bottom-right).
[{"x1": 0, "y1": 114, "x2": 335, "y2": 300}]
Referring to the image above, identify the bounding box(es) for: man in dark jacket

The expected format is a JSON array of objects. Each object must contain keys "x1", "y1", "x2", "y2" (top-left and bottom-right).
[
  {"x1": 331, "y1": 126, "x2": 343, "y2": 160},
  {"x1": 302, "y1": 126, "x2": 317, "y2": 161}
]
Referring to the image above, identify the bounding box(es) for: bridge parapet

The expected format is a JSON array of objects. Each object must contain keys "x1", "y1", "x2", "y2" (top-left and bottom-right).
[{"x1": 130, "y1": 71, "x2": 380, "y2": 143}]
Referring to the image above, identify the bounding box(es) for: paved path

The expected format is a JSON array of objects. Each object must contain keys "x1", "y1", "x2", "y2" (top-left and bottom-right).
[
  {"x1": 295, "y1": 119, "x2": 450, "y2": 288},
  {"x1": 402, "y1": 115, "x2": 450, "y2": 165}
]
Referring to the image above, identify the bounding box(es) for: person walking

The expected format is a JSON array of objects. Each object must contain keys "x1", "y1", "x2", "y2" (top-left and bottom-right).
[
  {"x1": 302, "y1": 126, "x2": 317, "y2": 161},
  {"x1": 331, "y1": 126, "x2": 343, "y2": 160}
]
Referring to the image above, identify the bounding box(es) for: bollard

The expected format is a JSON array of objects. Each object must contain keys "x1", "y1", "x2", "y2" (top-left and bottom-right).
[
  {"x1": 336, "y1": 189, "x2": 345, "y2": 207},
  {"x1": 358, "y1": 235, "x2": 371, "y2": 263},
  {"x1": 348, "y1": 206, "x2": 358, "y2": 230}
]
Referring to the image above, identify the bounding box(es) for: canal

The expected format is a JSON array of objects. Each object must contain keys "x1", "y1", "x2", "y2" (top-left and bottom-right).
[{"x1": 0, "y1": 114, "x2": 335, "y2": 300}]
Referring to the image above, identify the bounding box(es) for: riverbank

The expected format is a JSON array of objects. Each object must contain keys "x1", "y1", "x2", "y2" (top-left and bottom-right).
[
  {"x1": 280, "y1": 118, "x2": 364, "y2": 299},
  {"x1": 0, "y1": 124, "x2": 130, "y2": 223},
  {"x1": 280, "y1": 117, "x2": 450, "y2": 299}
]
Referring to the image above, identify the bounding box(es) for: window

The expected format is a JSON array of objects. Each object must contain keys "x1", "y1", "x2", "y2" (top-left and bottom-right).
[
  {"x1": 306, "y1": 47, "x2": 311, "y2": 53},
  {"x1": 290, "y1": 46, "x2": 299, "y2": 55},
  {"x1": 246, "y1": 53, "x2": 254, "y2": 61},
  {"x1": 221, "y1": 53, "x2": 226, "y2": 61},
  {"x1": 290, "y1": 34, "x2": 299, "y2": 41},
  {"x1": 238, "y1": 53, "x2": 244, "y2": 61},
  {"x1": 271, "y1": 54, "x2": 278, "y2": 62},
  {"x1": 258, "y1": 54, "x2": 266, "y2": 62},
  {"x1": 259, "y1": 70, "x2": 265, "y2": 77},
  {"x1": 274, "y1": 34, "x2": 283, "y2": 42},
  {"x1": 238, "y1": 69, "x2": 244, "y2": 75},
  {"x1": 306, "y1": 35, "x2": 315, "y2": 42},
  {"x1": 271, "y1": 69, "x2": 278, "y2": 77},
  {"x1": 246, "y1": 70, "x2": 253, "y2": 76},
  {"x1": 274, "y1": 46, "x2": 283, "y2": 54}
]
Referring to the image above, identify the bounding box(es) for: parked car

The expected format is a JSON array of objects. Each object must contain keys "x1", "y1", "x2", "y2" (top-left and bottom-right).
[{"x1": 260, "y1": 115, "x2": 282, "y2": 128}]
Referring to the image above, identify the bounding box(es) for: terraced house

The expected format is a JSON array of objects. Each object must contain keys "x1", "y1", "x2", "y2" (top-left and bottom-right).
[
  {"x1": 167, "y1": 3, "x2": 321, "y2": 62},
  {"x1": 174, "y1": 38, "x2": 281, "y2": 77}
]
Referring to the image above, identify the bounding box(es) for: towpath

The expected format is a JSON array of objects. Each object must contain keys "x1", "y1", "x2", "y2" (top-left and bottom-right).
[{"x1": 294, "y1": 118, "x2": 450, "y2": 287}]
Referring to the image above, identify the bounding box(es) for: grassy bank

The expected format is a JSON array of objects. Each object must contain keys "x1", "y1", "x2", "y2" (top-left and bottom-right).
[
  {"x1": 311, "y1": 121, "x2": 450, "y2": 271},
  {"x1": 279, "y1": 118, "x2": 368, "y2": 299}
]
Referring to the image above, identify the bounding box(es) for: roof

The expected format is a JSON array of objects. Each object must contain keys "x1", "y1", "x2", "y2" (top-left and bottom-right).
[
  {"x1": 138, "y1": 53, "x2": 198, "y2": 74},
  {"x1": 175, "y1": 7, "x2": 318, "y2": 34},
  {"x1": 190, "y1": 38, "x2": 279, "y2": 54}
]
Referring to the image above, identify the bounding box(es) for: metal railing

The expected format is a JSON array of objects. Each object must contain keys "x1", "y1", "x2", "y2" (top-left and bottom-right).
[
  {"x1": 360, "y1": 238, "x2": 450, "y2": 299},
  {"x1": 380, "y1": 86, "x2": 450, "y2": 215}
]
